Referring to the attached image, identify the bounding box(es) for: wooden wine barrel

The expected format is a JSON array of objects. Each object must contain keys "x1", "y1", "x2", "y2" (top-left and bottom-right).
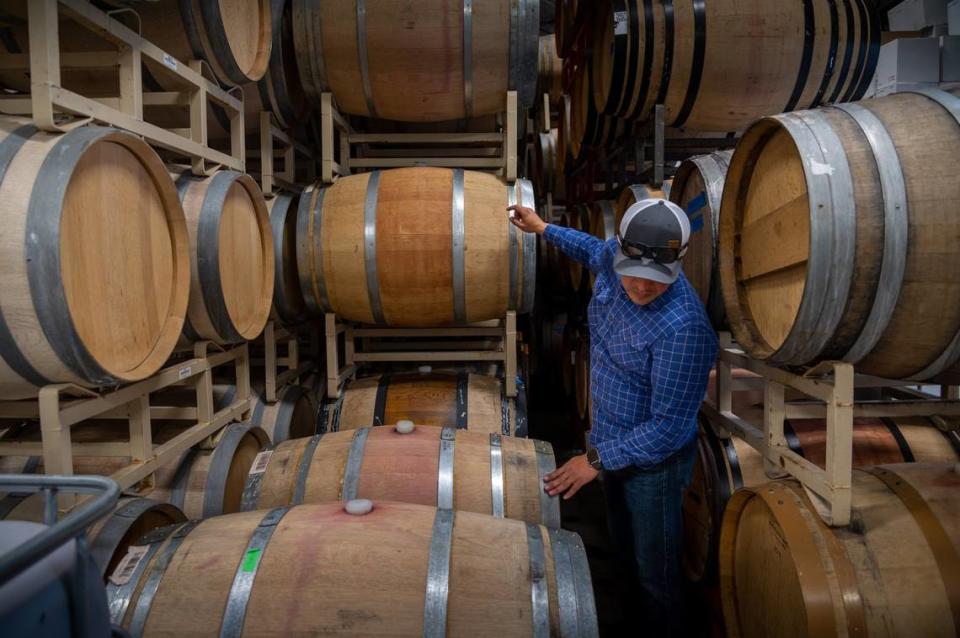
[
  {"x1": 299, "y1": 368, "x2": 327, "y2": 407},
  {"x1": 669, "y1": 151, "x2": 733, "y2": 328},
  {"x1": 565, "y1": 204, "x2": 592, "y2": 292},
  {"x1": 586, "y1": 200, "x2": 617, "y2": 288},
  {"x1": 588, "y1": 200, "x2": 617, "y2": 243},
  {"x1": 592, "y1": 0, "x2": 881, "y2": 131},
  {"x1": 557, "y1": 94, "x2": 573, "y2": 176},
  {"x1": 249, "y1": 0, "x2": 308, "y2": 128},
  {"x1": 614, "y1": 181, "x2": 672, "y2": 230},
  {"x1": 116, "y1": 0, "x2": 272, "y2": 87},
  {"x1": 106, "y1": 500, "x2": 598, "y2": 637},
  {"x1": 296, "y1": 168, "x2": 536, "y2": 327},
  {"x1": 174, "y1": 168, "x2": 274, "y2": 345},
  {"x1": 532, "y1": 129, "x2": 560, "y2": 199},
  {"x1": 149, "y1": 421, "x2": 271, "y2": 519},
  {"x1": 240, "y1": 425, "x2": 560, "y2": 527},
  {"x1": 544, "y1": 212, "x2": 573, "y2": 293},
  {"x1": 0, "y1": 120, "x2": 190, "y2": 400},
  {"x1": 0, "y1": 495, "x2": 185, "y2": 582},
  {"x1": 682, "y1": 413, "x2": 960, "y2": 585},
  {"x1": 249, "y1": 384, "x2": 318, "y2": 443},
  {"x1": 555, "y1": 0, "x2": 582, "y2": 58},
  {"x1": 267, "y1": 191, "x2": 309, "y2": 325},
  {"x1": 719, "y1": 463, "x2": 960, "y2": 638},
  {"x1": 718, "y1": 89, "x2": 960, "y2": 381},
  {"x1": 141, "y1": 0, "x2": 306, "y2": 142},
  {"x1": 538, "y1": 35, "x2": 564, "y2": 104},
  {"x1": 86, "y1": 498, "x2": 186, "y2": 579},
  {"x1": 291, "y1": 0, "x2": 540, "y2": 122},
  {"x1": 571, "y1": 58, "x2": 626, "y2": 159},
  {"x1": 199, "y1": 0, "x2": 310, "y2": 139},
  {"x1": 323, "y1": 371, "x2": 527, "y2": 437}
]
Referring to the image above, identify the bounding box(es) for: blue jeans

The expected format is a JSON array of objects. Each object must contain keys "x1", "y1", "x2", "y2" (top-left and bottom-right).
[{"x1": 601, "y1": 442, "x2": 697, "y2": 636}]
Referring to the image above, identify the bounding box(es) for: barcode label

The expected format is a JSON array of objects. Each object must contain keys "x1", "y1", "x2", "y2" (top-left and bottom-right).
[
  {"x1": 109, "y1": 545, "x2": 149, "y2": 586},
  {"x1": 178, "y1": 366, "x2": 192, "y2": 380},
  {"x1": 249, "y1": 450, "x2": 273, "y2": 475},
  {"x1": 162, "y1": 53, "x2": 178, "y2": 71},
  {"x1": 614, "y1": 11, "x2": 628, "y2": 35}
]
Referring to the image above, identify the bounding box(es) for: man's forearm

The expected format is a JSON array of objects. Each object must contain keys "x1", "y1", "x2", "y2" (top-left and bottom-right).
[{"x1": 544, "y1": 224, "x2": 606, "y2": 270}]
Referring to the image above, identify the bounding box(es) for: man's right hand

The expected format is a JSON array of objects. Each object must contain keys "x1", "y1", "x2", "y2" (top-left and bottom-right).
[{"x1": 507, "y1": 205, "x2": 548, "y2": 235}]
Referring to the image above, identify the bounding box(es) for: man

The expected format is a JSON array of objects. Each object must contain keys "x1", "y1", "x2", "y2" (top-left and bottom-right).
[{"x1": 508, "y1": 199, "x2": 717, "y2": 635}]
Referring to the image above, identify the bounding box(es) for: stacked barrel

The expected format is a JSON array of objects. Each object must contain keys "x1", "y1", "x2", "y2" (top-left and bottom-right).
[
  {"x1": 677, "y1": 86, "x2": 960, "y2": 638},
  {"x1": 0, "y1": 2, "x2": 606, "y2": 636}
]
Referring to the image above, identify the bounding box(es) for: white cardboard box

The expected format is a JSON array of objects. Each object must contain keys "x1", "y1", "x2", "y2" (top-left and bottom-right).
[
  {"x1": 949, "y1": 0, "x2": 960, "y2": 34},
  {"x1": 889, "y1": 0, "x2": 948, "y2": 31},
  {"x1": 876, "y1": 37, "x2": 942, "y2": 88},
  {"x1": 941, "y1": 35, "x2": 960, "y2": 80}
]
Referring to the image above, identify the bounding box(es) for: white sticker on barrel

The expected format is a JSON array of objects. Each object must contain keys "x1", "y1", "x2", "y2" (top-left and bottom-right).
[
  {"x1": 418, "y1": 365, "x2": 433, "y2": 374},
  {"x1": 109, "y1": 545, "x2": 149, "y2": 586},
  {"x1": 344, "y1": 499, "x2": 374, "y2": 515},
  {"x1": 248, "y1": 450, "x2": 273, "y2": 475},
  {"x1": 162, "y1": 53, "x2": 178, "y2": 71},
  {"x1": 178, "y1": 366, "x2": 191, "y2": 380},
  {"x1": 809, "y1": 158, "x2": 835, "y2": 176},
  {"x1": 395, "y1": 420, "x2": 416, "y2": 434},
  {"x1": 570, "y1": 351, "x2": 576, "y2": 365},
  {"x1": 614, "y1": 11, "x2": 628, "y2": 35}
]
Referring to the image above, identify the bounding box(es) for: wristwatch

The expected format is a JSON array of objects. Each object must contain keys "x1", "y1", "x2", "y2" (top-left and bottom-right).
[{"x1": 586, "y1": 448, "x2": 603, "y2": 471}]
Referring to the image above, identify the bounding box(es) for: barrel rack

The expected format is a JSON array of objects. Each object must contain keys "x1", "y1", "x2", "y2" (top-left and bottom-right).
[
  {"x1": 567, "y1": 105, "x2": 737, "y2": 204},
  {"x1": 254, "y1": 320, "x2": 322, "y2": 403},
  {"x1": 324, "y1": 313, "x2": 518, "y2": 401},
  {"x1": 319, "y1": 91, "x2": 519, "y2": 184},
  {"x1": 703, "y1": 333, "x2": 960, "y2": 527},
  {"x1": 252, "y1": 112, "x2": 318, "y2": 197},
  {"x1": 0, "y1": 342, "x2": 252, "y2": 505},
  {"x1": 0, "y1": 0, "x2": 244, "y2": 174}
]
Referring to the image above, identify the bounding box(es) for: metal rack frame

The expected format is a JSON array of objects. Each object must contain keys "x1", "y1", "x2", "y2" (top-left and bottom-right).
[
  {"x1": 568, "y1": 105, "x2": 738, "y2": 203},
  {"x1": 253, "y1": 112, "x2": 318, "y2": 197},
  {"x1": 0, "y1": 0, "x2": 244, "y2": 174},
  {"x1": 324, "y1": 313, "x2": 518, "y2": 400},
  {"x1": 255, "y1": 320, "x2": 322, "y2": 403},
  {"x1": 319, "y1": 91, "x2": 519, "y2": 183},
  {"x1": 705, "y1": 333, "x2": 960, "y2": 526},
  {"x1": 0, "y1": 342, "x2": 252, "y2": 494}
]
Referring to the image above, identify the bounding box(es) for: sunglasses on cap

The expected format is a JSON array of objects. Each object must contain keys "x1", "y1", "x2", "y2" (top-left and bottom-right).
[{"x1": 616, "y1": 234, "x2": 687, "y2": 264}]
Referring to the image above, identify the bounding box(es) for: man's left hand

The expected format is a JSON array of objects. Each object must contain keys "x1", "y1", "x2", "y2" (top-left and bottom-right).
[{"x1": 544, "y1": 454, "x2": 599, "y2": 500}]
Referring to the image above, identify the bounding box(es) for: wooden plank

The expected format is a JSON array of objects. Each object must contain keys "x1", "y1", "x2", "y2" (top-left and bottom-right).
[
  {"x1": 46, "y1": 87, "x2": 243, "y2": 169},
  {"x1": 506, "y1": 91, "x2": 517, "y2": 181},
  {"x1": 0, "y1": 442, "x2": 134, "y2": 457},
  {"x1": 719, "y1": 347, "x2": 836, "y2": 402},
  {"x1": 59, "y1": 0, "x2": 240, "y2": 110},
  {"x1": 504, "y1": 311, "x2": 517, "y2": 397},
  {"x1": 29, "y1": 0, "x2": 61, "y2": 131},
  {"x1": 108, "y1": 402, "x2": 249, "y2": 490},
  {"x1": 321, "y1": 93, "x2": 336, "y2": 184},
  {"x1": 739, "y1": 195, "x2": 810, "y2": 281}
]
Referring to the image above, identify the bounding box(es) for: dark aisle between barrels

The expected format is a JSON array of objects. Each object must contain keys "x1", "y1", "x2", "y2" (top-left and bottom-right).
[{"x1": 526, "y1": 337, "x2": 719, "y2": 638}]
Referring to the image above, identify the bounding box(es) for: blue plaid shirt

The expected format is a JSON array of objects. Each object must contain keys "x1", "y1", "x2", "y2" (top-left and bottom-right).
[{"x1": 544, "y1": 225, "x2": 718, "y2": 470}]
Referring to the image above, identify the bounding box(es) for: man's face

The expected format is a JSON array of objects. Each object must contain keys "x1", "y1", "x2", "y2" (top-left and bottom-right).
[{"x1": 620, "y1": 275, "x2": 670, "y2": 306}]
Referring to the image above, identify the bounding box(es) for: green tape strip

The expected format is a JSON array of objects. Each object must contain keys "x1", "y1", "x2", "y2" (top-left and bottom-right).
[{"x1": 241, "y1": 548, "x2": 262, "y2": 573}]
